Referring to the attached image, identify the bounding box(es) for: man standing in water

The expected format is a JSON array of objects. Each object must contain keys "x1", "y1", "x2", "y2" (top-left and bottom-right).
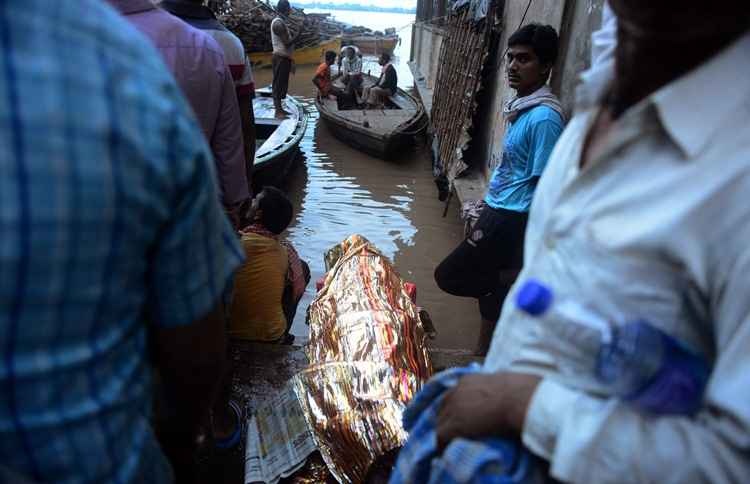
[
  {"x1": 434, "y1": 24, "x2": 564, "y2": 355},
  {"x1": 429, "y1": 2, "x2": 750, "y2": 482},
  {"x1": 271, "y1": 0, "x2": 297, "y2": 118}
]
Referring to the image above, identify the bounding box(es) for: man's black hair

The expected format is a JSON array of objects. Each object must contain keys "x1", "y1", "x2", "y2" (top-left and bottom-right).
[
  {"x1": 325, "y1": 50, "x2": 337, "y2": 62},
  {"x1": 508, "y1": 23, "x2": 559, "y2": 66},
  {"x1": 258, "y1": 186, "x2": 293, "y2": 235},
  {"x1": 380, "y1": 52, "x2": 391, "y2": 63},
  {"x1": 277, "y1": 0, "x2": 291, "y2": 14}
]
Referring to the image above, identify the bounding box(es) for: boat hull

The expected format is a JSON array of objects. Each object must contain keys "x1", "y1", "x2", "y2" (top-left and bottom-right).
[
  {"x1": 249, "y1": 37, "x2": 342, "y2": 68},
  {"x1": 320, "y1": 115, "x2": 413, "y2": 159},
  {"x1": 252, "y1": 91, "x2": 308, "y2": 191},
  {"x1": 342, "y1": 35, "x2": 399, "y2": 55},
  {"x1": 315, "y1": 79, "x2": 425, "y2": 160}
]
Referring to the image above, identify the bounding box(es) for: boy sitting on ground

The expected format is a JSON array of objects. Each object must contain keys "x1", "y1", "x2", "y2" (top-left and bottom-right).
[{"x1": 230, "y1": 186, "x2": 310, "y2": 344}]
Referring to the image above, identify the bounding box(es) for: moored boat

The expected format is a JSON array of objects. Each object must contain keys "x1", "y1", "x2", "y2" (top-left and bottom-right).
[
  {"x1": 252, "y1": 89, "x2": 308, "y2": 191},
  {"x1": 342, "y1": 34, "x2": 399, "y2": 55},
  {"x1": 315, "y1": 76, "x2": 425, "y2": 160},
  {"x1": 248, "y1": 37, "x2": 342, "y2": 68}
]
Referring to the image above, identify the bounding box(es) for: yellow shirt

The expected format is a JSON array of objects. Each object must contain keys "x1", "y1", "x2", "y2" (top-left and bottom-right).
[{"x1": 229, "y1": 232, "x2": 289, "y2": 342}]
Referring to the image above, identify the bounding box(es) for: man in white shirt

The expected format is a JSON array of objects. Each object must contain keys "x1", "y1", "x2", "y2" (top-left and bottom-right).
[
  {"x1": 336, "y1": 46, "x2": 363, "y2": 106},
  {"x1": 271, "y1": 0, "x2": 297, "y2": 118},
  {"x1": 431, "y1": 2, "x2": 750, "y2": 482}
]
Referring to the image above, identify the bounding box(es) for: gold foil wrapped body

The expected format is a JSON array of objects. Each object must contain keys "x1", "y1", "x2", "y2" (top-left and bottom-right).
[{"x1": 303, "y1": 235, "x2": 434, "y2": 482}]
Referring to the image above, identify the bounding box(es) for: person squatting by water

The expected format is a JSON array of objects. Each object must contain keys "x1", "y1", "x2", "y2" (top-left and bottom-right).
[
  {"x1": 401, "y1": 1, "x2": 750, "y2": 483},
  {"x1": 229, "y1": 187, "x2": 311, "y2": 345},
  {"x1": 435, "y1": 24, "x2": 564, "y2": 355}
]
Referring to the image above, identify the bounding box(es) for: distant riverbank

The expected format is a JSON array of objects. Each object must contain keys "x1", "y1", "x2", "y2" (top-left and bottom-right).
[{"x1": 293, "y1": 2, "x2": 416, "y2": 14}]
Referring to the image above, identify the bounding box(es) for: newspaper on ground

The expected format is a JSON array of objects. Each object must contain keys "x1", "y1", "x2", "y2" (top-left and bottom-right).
[{"x1": 244, "y1": 383, "x2": 317, "y2": 484}]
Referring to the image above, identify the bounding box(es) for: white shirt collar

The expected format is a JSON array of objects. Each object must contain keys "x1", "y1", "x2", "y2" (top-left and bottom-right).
[
  {"x1": 652, "y1": 32, "x2": 750, "y2": 158},
  {"x1": 578, "y1": 31, "x2": 750, "y2": 159}
]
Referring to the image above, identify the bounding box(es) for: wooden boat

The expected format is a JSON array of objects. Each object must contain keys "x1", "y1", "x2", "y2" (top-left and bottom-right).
[
  {"x1": 342, "y1": 34, "x2": 399, "y2": 55},
  {"x1": 252, "y1": 89, "x2": 308, "y2": 191},
  {"x1": 315, "y1": 76, "x2": 426, "y2": 160},
  {"x1": 249, "y1": 37, "x2": 342, "y2": 68}
]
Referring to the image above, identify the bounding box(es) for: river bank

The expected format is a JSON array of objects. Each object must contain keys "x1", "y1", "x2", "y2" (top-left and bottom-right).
[{"x1": 253, "y1": 33, "x2": 480, "y2": 351}]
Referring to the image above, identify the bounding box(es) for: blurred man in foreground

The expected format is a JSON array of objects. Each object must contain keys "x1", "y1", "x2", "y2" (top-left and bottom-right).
[
  {"x1": 429, "y1": 2, "x2": 750, "y2": 483},
  {"x1": 109, "y1": 0, "x2": 250, "y2": 227},
  {"x1": 0, "y1": 0, "x2": 243, "y2": 482},
  {"x1": 161, "y1": 0, "x2": 258, "y2": 177}
]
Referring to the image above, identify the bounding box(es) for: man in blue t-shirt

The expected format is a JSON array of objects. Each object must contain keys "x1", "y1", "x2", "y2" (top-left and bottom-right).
[{"x1": 435, "y1": 24, "x2": 564, "y2": 355}]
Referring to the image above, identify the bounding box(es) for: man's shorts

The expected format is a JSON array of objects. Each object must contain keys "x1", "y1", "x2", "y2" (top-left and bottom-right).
[
  {"x1": 272, "y1": 54, "x2": 292, "y2": 101},
  {"x1": 434, "y1": 205, "x2": 528, "y2": 322}
]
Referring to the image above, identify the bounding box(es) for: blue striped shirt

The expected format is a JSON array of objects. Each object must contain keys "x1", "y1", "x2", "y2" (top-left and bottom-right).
[{"x1": 0, "y1": 1, "x2": 244, "y2": 483}]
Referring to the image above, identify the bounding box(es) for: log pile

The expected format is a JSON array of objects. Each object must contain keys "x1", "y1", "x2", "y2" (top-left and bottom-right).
[{"x1": 208, "y1": 0, "x2": 378, "y2": 53}]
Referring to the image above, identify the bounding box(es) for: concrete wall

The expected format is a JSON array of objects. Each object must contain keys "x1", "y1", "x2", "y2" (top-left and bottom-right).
[
  {"x1": 552, "y1": 0, "x2": 606, "y2": 114},
  {"x1": 411, "y1": 0, "x2": 607, "y2": 182},
  {"x1": 480, "y1": 1, "x2": 565, "y2": 175},
  {"x1": 411, "y1": 24, "x2": 446, "y2": 89}
]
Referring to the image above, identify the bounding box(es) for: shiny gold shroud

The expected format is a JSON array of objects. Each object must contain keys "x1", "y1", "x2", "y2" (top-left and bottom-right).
[{"x1": 303, "y1": 235, "x2": 434, "y2": 482}]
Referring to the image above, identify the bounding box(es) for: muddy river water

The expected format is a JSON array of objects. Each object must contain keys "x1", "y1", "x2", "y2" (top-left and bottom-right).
[{"x1": 253, "y1": 14, "x2": 479, "y2": 350}]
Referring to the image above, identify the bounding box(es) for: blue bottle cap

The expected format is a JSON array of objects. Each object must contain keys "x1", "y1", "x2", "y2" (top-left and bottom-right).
[{"x1": 516, "y1": 279, "x2": 553, "y2": 316}]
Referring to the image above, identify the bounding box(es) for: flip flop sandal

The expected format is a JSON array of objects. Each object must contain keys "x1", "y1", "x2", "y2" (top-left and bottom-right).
[{"x1": 214, "y1": 399, "x2": 243, "y2": 450}]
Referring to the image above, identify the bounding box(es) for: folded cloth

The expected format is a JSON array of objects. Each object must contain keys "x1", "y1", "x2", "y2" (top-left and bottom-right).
[
  {"x1": 461, "y1": 200, "x2": 486, "y2": 238},
  {"x1": 389, "y1": 364, "x2": 542, "y2": 484},
  {"x1": 502, "y1": 85, "x2": 565, "y2": 124}
]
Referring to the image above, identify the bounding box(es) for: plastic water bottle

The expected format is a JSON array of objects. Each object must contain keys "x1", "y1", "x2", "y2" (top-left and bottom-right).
[{"x1": 515, "y1": 279, "x2": 711, "y2": 415}]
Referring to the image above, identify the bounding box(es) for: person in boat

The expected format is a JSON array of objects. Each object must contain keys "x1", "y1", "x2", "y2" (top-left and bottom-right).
[
  {"x1": 229, "y1": 187, "x2": 310, "y2": 345},
  {"x1": 418, "y1": 3, "x2": 750, "y2": 483},
  {"x1": 162, "y1": 0, "x2": 258, "y2": 178},
  {"x1": 271, "y1": 0, "x2": 299, "y2": 118},
  {"x1": 338, "y1": 45, "x2": 364, "y2": 98},
  {"x1": 108, "y1": 0, "x2": 250, "y2": 229},
  {"x1": 0, "y1": 1, "x2": 245, "y2": 482},
  {"x1": 365, "y1": 52, "x2": 397, "y2": 108},
  {"x1": 434, "y1": 24, "x2": 564, "y2": 356},
  {"x1": 313, "y1": 50, "x2": 344, "y2": 101}
]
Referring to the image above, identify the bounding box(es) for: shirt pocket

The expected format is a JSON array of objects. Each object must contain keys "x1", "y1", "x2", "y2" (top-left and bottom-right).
[{"x1": 575, "y1": 213, "x2": 699, "y2": 345}]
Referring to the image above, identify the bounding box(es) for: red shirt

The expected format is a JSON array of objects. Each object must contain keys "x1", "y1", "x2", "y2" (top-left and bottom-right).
[{"x1": 315, "y1": 62, "x2": 332, "y2": 96}]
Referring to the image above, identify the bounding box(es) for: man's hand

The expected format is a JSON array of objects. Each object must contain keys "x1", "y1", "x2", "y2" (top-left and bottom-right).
[{"x1": 436, "y1": 372, "x2": 541, "y2": 450}]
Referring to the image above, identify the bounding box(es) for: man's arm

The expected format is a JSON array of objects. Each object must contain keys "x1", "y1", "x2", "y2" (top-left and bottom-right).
[
  {"x1": 439, "y1": 248, "x2": 750, "y2": 483},
  {"x1": 272, "y1": 19, "x2": 297, "y2": 47},
  {"x1": 312, "y1": 72, "x2": 324, "y2": 91},
  {"x1": 211, "y1": 63, "x2": 250, "y2": 209},
  {"x1": 153, "y1": 305, "x2": 227, "y2": 483},
  {"x1": 237, "y1": 92, "x2": 255, "y2": 185},
  {"x1": 147, "y1": 88, "x2": 245, "y2": 481}
]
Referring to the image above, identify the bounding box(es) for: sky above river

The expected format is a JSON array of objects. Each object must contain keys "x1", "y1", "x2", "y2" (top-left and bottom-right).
[{"x1": 294, "y1": 0, "x2": 417, "y2": 8}]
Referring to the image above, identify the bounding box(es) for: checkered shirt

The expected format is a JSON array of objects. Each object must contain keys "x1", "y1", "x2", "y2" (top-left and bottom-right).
[{"x1": 0, "y1": 1, "x2": 244, "y2": 483}]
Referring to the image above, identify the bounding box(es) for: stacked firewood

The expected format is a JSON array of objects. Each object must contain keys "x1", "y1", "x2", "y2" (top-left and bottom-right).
[
  {"x1": 209, "y1": 0, "x2": 336, "y2": 53},
  {"x1": 207, "y1": 0, "x2": 384, "y2": 53}
]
